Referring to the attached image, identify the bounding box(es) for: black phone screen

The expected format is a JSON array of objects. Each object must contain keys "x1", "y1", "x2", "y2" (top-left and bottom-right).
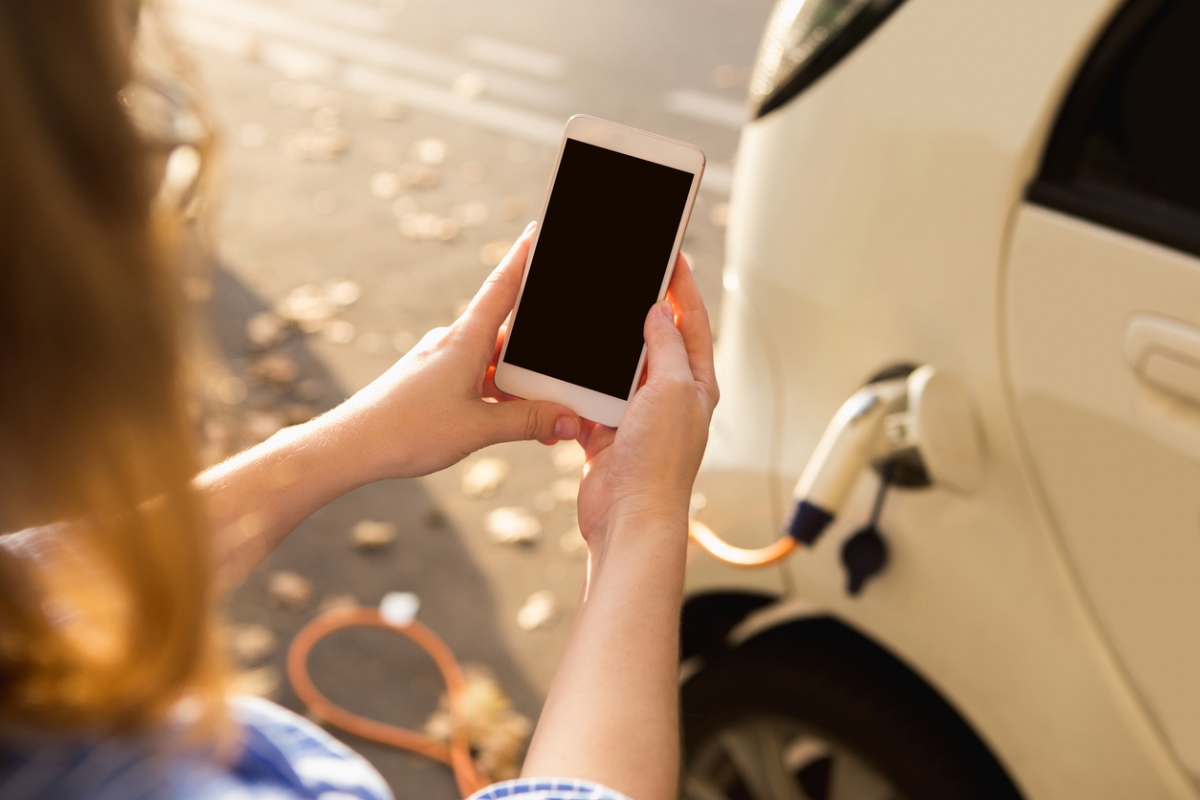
[{"x1": 503, "y1": 138, "x2": 695, "y2": 399}]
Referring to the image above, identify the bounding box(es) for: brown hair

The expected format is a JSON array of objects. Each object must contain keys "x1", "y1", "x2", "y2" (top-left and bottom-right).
[{"x1": 0, "y1": 0, "x2": 223, "y2": 732}]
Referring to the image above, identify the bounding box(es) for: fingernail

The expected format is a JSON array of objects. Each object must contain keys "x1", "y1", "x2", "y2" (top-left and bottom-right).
[
  {"x1": 658, "y1": 300, "x2": 674, "y2": 320},
  {"x1": 554, "y1": 416, "x2": 576, "y2": 439},
  {"x1": 523, "y1": 220, "x2": 537, "y2": 235}
]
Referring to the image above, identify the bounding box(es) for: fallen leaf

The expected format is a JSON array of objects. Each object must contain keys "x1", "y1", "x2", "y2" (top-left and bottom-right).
[
  {"x1": 327, "y1": 280, "x2": 361, "y2": 306},
  {"x1": 398, "y1": 212, "x2": 459, "y2": 242},
  {"x1": 228, "y1": 624, "x2": 277, "y2": 666},
  {"x1": 244, "y1": 410, "x2": 285, "y2": 442},
  {"x1": 411, "y1": 137, "x2": 447, "y2": 165},
  {"x1": 424, "y1": 664, "x2": 531, "y2": 781},
  {"x1": 318, "y1": 593, "x2": 358, "y2": 614},
  {"x1": 250, "y1": 352, "x2": 298, "y2": 388},
  {"x1": 462, "y1": 457, "x2": 509, "y2": 498},
  {"x1": 246, "y1": 311, "x2": 289, "y2": 350},
  {"x1": 276, "y1": 284, "x2": 337, "y2": 326},
  {"x1": 397, "y1": 162, "x2": 440, "y2": 189},
  {"x1": 351, "y1": 520, "x2": 397, "y2": 551},
  {"x1": 231, "y1": 665, "x2": 280, "y2": 698},
  {"x1": 516, "y1": 590, "x2": 557, "y2": 630},
  {"x1": 268, "y1": 570, "x2": 313, "y2": 611},
  {"x1": 484, "y1": 507, "x2": 541, "y2": 545},
  {"x1": 283, "y1": 128, "x2": 348, "y2": 161}
]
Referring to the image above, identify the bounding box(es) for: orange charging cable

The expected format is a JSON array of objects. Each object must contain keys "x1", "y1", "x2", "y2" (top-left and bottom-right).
[
  {"x1": 287, "y1": 524, "x2": 792, "y2": 796},
  {"x1": 688, "y1": 519, "x2": 797, "y2": 567},
  {"x1": 286, "y1": 606, "x2": 484, "y2": 797}
]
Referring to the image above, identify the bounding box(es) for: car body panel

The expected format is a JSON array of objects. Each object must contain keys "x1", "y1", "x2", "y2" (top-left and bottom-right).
[
  {"x1": 1006, "y1": 204, "x2": 1200, "y2": 774},
  {"x1": 686, "y1": 470, "x2": 790, "y2": 597},
  {"x1": 689, "y1": 0, "x2": 1199, "y2": 796}
]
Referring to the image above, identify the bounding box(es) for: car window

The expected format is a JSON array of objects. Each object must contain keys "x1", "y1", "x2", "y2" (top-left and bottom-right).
[{"x1": 1029, "y1": 0, "x2": 1200, "y2": 257}]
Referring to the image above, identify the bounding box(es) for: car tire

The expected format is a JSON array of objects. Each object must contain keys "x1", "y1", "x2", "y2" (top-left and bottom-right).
[{"x1": 681, "y1": 621, "x2": 1023, "y2": 800}]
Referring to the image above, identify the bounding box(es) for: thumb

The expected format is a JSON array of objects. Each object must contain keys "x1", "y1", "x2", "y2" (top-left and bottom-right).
[
  {"x1": 459, "y1": 223, "x2": 536, "y2": 345},
  {"x1": 643, "y1": 299, "x2": 692, "y2": 383},
  {"x1": 488, "y1": 399, "x2": 581, "y2": 443}
]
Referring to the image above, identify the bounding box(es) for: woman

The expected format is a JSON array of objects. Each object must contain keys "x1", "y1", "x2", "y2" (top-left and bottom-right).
[{"x1": 0, "y1": 2, "x2": 718, "y2": 799}]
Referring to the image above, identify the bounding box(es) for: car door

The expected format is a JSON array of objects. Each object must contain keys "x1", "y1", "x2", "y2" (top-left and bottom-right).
[{"x1": 1005, "y1": 0, "x2": 1200, "y2": 776}]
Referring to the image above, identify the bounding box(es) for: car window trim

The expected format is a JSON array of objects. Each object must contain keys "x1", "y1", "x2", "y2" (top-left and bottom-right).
[
  {"x1": 1026, "y1": 0, "x2": 1200, "y2": 259},
  {"x1": 1029, "y1": 178, "x2": 1200, "y2": 259}
]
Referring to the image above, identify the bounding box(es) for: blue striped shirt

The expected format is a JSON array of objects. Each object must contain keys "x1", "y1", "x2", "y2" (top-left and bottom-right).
[{"x1": 0, "y1": 697, "x2": 631, "y2": 800}]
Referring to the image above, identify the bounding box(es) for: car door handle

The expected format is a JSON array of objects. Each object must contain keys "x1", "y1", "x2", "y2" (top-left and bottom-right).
[{"x1": 1125, "y1": 314, "x2": 1200, "y2": 406}]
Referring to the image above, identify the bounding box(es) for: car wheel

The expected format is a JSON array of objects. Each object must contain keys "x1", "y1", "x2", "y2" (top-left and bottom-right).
[
  {"x1": 681, "y1": 624, "x2": 1023, "y2": 800},
  {"x1": 685, "y1": 714, "x2": 897, "y2": 800}
]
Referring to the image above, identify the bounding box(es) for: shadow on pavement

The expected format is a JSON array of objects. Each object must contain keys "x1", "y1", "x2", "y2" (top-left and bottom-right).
[{"x1": 210, "y1": 265, "x2": 541, "y2": 800}]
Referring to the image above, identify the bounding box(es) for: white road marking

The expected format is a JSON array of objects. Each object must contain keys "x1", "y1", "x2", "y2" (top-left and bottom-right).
[
  {"x1": 664, "y1": 89, "x2": 747, "y2": 130},
  {"x1": 294, "y1": 0, "x2": 391, "y2": 33},
  {"x1": 174, "y1": 14, "x2": 335, "y2": 80},
  {"x1": 343, "y1": 65, "x2": 566, "y2": 144},
  {"x1": 171, "y1": 11, "x2": 566, "y2": 142},
  {"x1": 462, "y1": 36, "x2": 566, "y2": 80},
  {"x1": 171, "y1": 13, "x2": 254, "y2": 55},
  {"x1": 165, "y1": 1, "x2": 733, "y2": 195},
  {"x1": 265, "y1": 40, "x2": 337, "y2": 81},
  {"x1": 172, "y1": 0, "x2": 451, "y2": 77},
  {"x1": 170, "y1": 0, "x2": 571, "y2": 109}
]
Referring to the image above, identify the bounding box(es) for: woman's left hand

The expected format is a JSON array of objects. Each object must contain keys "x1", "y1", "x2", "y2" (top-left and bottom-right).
[{"x1": 323, "y1": 222, "x2": 581, "y2": 481}]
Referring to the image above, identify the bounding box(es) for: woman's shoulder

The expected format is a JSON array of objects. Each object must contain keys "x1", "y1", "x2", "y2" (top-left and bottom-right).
[
  {"x1": 0, "y1": 694, "x2": 634, "y2": 800},
  {"x1": 0, "y1": 695, "x2": 393, "y2": 800},
  {"x1": 226, "y1": 695, "x2": 393, "y2": 800}
]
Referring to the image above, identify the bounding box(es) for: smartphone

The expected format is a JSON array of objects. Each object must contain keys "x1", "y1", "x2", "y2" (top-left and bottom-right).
[{"x1": 493, "y1": 115, "x2": 705, "y2": 427}]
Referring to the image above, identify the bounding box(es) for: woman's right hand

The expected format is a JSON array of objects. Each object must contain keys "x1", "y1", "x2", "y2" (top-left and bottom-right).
[
  {"x1": 574, "y1": 255, "x2": 719, "y2": 553},
  {"x1": 522, "y1": 256, "x2": 717, "y2": 798}
]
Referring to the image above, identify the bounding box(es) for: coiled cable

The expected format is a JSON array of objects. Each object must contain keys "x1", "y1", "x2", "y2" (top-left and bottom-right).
[{"x1": 286, "y1": 606, "x2": 484, "y2": 797}]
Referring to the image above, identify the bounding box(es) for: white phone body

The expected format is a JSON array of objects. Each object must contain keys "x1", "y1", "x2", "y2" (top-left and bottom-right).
[{"x1": 493, "y1": 115, "x2": 705, "y2": 427}]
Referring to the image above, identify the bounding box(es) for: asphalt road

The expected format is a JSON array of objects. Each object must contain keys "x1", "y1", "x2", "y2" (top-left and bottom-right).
[{"x1": 164, "y1": 0, "x2": 774, "y2": 795}]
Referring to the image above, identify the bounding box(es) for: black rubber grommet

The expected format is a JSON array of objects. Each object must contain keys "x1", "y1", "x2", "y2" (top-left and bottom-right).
[{"x1": 786, "y1": 500, "x2": 834, "y2": 545}]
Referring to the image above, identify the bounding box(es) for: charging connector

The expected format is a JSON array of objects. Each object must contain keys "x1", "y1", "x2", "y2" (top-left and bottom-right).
[{"x1": 688, "y1": 365, "x2": 983, "y2": 589}]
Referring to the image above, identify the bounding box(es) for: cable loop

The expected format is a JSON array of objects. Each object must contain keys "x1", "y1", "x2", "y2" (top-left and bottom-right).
[{"x1": 286, "y1": 607, "x2": 485, "y2": 797}]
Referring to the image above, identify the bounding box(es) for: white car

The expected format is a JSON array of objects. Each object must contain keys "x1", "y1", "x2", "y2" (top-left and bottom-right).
[{"x1": 680, "y1": 0, "x2": 1200, "y2": 798}]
